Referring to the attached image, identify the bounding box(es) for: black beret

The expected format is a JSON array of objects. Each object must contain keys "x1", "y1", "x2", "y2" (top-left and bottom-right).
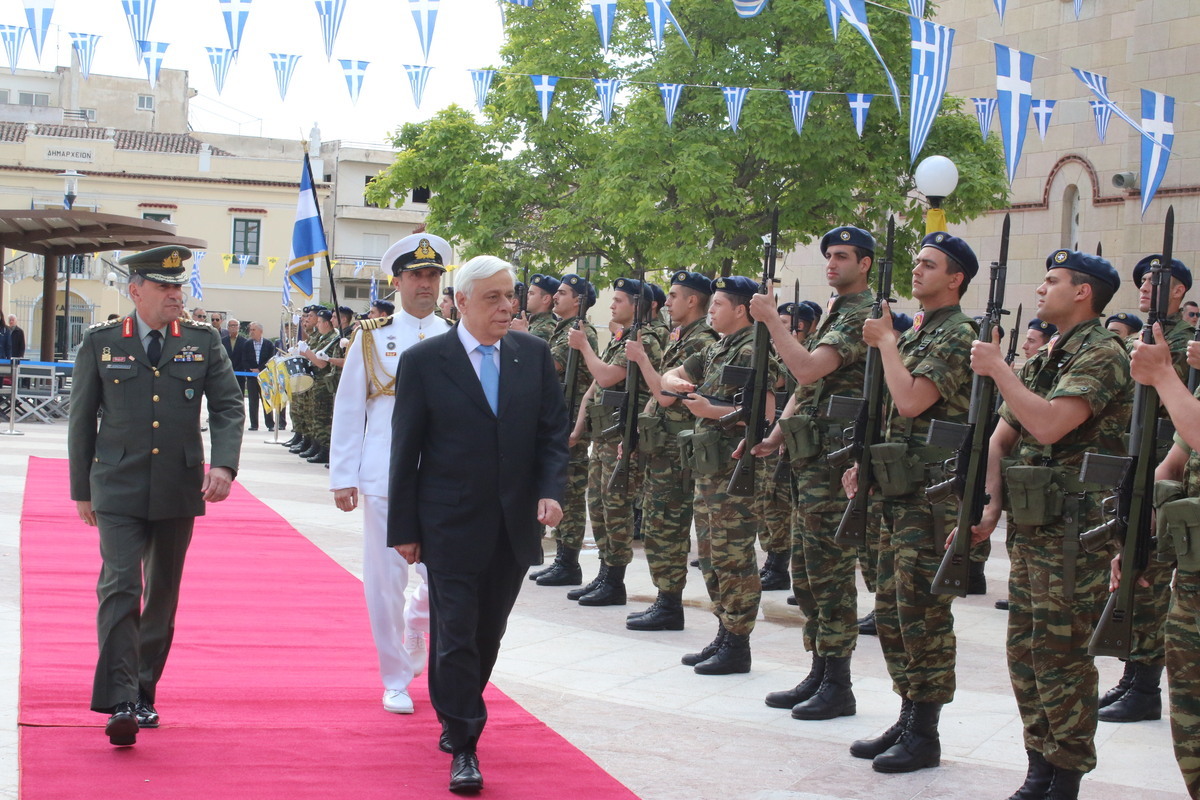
[
  {"x1": 302, "y1": 305, "x2": 321, "y2": 314},
  {"x1": 1045, "y1": 249, "x2": 1120, "y2": 291},
  {"x1": 529, "y1": 273, "x2": 561, "y2": 294},
  {"x1": 801, "y1": 300, "x2": 823, "y2": 320},
  {"x1": 120, "y1": 245, "x2": 191, "y2": 285},
  {"x1": 442, "y1": 286, "x2": 454, "y2": 297},
  {"x1": 670, "y1": 270, "x2": 713, "y2": 295},
  {"x1": 778, "y1": 302, "x2": 819, "y2": 323},
  {"x1": 560, "y1": 273, "x2": 596, "y2": 305},
  {"x1": 1027, "y1": 318, "x2": 1056, "y2": 337},
  {"x1": 613, "y1": 277, "x2": 653, "y2": 301},
  {"x1": 1106, "y1": 312, "x2": 1143, "y2": 333},
  {"x1": 647, "y1": 282, "x2": 667, "y2": 308},
  {"x1": 1133, "y1": 255, "x2": 1192, "y2": 292},
  {"x1": 371, "y1": 300, "x2": 395, "y2": 315},
  {"x1": 921, "y1": 232, "x2": 979, "y2": 279},
  {"x1": 710, "y1": 275, "x2": 760, "y2": 298},
  {"x1": 337, "y1": 306, "x2": 354, "y2": 316},
  {"x1": 314, "y1": 307, "x2": 334, "y2": 321},
  {"x1": 820, "y1": 226, "x2": 875, "y2": 257}
]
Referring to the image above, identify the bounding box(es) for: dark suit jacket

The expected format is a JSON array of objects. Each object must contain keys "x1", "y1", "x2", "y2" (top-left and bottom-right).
[
  {"x1": 386, "y1": 325, "x2": 569, "y2": 572},
  {"x1": 233, "y1": 336, "x2": 276, "y2": 372}
]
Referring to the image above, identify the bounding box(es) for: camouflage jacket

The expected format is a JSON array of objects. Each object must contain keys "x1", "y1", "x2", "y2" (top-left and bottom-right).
[
  {"x1": 649, "y1": 317, "x2": 719, "y2": 426},
  {"x1": 588, "y1": 321, "x2": 663, "y2": 416},
  {"x1": 527, "y1": 311, "x2": 558, "y2": 343},
  {"x1": 549, "y1": 316, "x2": 599, "y2": 420},
  {"x1": 683, "y1": 324, "x2": 779, "y2": 437},
  {"x1": 794, "y1": 289, "x2": 873, "y2": 418}
]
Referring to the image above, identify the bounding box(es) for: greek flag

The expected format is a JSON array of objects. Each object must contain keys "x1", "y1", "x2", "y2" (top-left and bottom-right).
[
  {"x1": 287, "y1": 155, "x2": 328, "y2": 298},
  {"x1": 1090, "y1": 100, "x2": 1112, "y2": 143},
  {"x1": 1031, "y1": 99, "x2": 1056, "y2": 141},
  {"x1": 0, "y1": 26, "x2": 26, "y2": 74},
  {"x1": 271, "y1": 53, "x2": 301, "y2": 101},
  {"x1": 829, "y1": 0, "x2": 900, "y2": 111},
  {"x1": 531, "y1": 74, "x2": 558, "y2": 122},
  {"x1": 785, "y1": 90, "x2": 813, "y2": 138},
  {"x1": 972, "y1": 97, "x2": 996, "y2": 141},
  {"x1": 70, "y1": 33, "x2": 101, "y2": 80},
  {"x1": 1073, "y1": 0, "x2": 1082, "y2": 19},
  {"x1": 206, "y1": 46, "x2": 234, "y2": 95},
  {"x1": 993, "y1": 0, "x2": 1006, "y2": 23},
  {"x1": 339, "y1": 59, "x2": 369, "y2": 104},
  {"x1": 502, "y1": 0, "x2": 534, "y2": 6},
  {"x1": 470, "y1": 69, "x2": 495, "y2": 112},
  {"x1": 314, "y1": 0, "x2": 346, "y2": 61},
  {"x1": 282, "y1": 271, "x2": 292, "y2": 308},
  {"x1": 23, "y1": 0, "x2": 54, "y2": 62},
  {"x1": 370, "y1": 274, "x2": 379, "y2": 303},
  {"x1": 594, "y1": 78, "x2": 621, "y2": 123},
  {"x1": 404, "y1": 64, "x2": 434, "y2": 109},
  {"x1": 908, "y1": 0, "x2": 925, "y2": 16},
  {"x1": 659, "y1": 83, "x2": 684, "y2": 127},
  {"x1": 824, "y1": 0, "x2": 839, "y2": 39},
  {"x1": 121, "y1": 0, "x2": 154, "y2": 60},
  {"x1": 722, "y1": 86, "x2": 749, "y2": 132},
  {"x1": 847, "y1": 93, "x2": 873, "y2": 138},
  {"x1": 1072, "y1": 68, "x2": 1150, "y2": 140},
  {"x1": 994, "y1": 44, "x2": 1034, "y2": 183},
  {"x1": 219, "y1": 0, "x2": 253, "y2": 55},
  {"x1": 190, "y1": 250, "x2": 206, "y2": 301},
  {"x1": 644, "y1": 0, "x2": 691, "y2": 53},
  {"x1": 238, "y1": 253, "x2": 251, "y2": 276},
  {"x1": 1139, "y1": 90, "x2": 1175, "y2": 217},
  {"x1": 138, "y1": 40, "x2": 169, "y2": 89},
  {"x1": 354, "y1": 260, "x2": 364, "y2": 276},
  {"x1": 732, "y1": 0, "x2": 769, "y2": 18},
  {"x1": 409, "y1": 0, "x2": 439, "y2": 62},
  {"x1": 908, "y1": 19, "x2": 954, "y2": 163},
  {"x1": 591, "y1": 0, "x2": 616, "y2": 52}
]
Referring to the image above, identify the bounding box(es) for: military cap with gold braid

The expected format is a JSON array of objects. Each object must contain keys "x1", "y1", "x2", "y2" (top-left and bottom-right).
[
  {"x1": 118, "y1": 245, "x2": 191, "y2": 285},
  {"x1": 381, "y1": 232, "x2": 452, "y2": 276}
]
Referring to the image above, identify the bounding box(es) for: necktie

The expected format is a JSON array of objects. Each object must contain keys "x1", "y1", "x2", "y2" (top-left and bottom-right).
[
  {"x1": 478, "y1": 343, "x2": 499, "y2": 415},
  {"x1": 147, "y1": 329, "x2": 162, "y2": 366}
]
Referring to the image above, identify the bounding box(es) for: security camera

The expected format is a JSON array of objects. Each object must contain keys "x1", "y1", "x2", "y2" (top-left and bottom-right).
[{"x1": 1112, "y1": 172, "x2": 1138, "y2": 189}]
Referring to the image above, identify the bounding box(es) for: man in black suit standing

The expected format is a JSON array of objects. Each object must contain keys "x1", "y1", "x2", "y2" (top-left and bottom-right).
[
  {"x1": 388, "y1": 255, "x2": 569, "y2": 794},
  {"x1": 233, "y1": 322, "x2": 277, "y2": 431}
]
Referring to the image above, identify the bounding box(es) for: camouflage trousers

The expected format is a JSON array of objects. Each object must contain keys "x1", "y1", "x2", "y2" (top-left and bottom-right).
[
  {"x1": 876, "y1": 496, "x2": 958, "y2": 704},
  {"x1": 857, "y1": 501, "x2": 881, "y2": 593},
  {"x1": 291, "y1": 387, "x2": 312, "y2": 436},
  {"x1": 757, "y1": 456, "x2": 791, "y2": 554},
  {"x1": 640, "y1": 443, "x2": 695, "y2": 595},
  {"x1": 1166, "y1": 569, "x2": 1200, "y2": 799},
  {"x1": 1127, "y1": 545, "x2": 1173, "y2": 666},
  {"x1": 309, "y1": 384, "x2": 333, "y2": 448},
  {"x1": 551, "y1": 439, "x2": 590, "y2": 550},
  {"x1": 587, "y1": 437, "x2": 634, "y2": 567},
  {"x1": 1006, "y1": 521, "x2": 1111, "y2": 773},
  {"x1": 694, "y1": 445, "x2": 762, "y2": 637}
]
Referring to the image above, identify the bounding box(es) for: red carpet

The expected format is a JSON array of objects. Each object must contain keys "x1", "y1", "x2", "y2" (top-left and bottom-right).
[{"x1": 19, "y1": 456, "x2": 637, "y2": 799}]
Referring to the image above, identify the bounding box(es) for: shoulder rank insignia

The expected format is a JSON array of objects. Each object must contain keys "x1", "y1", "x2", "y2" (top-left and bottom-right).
[
  {"x1": 360, "y1": 315, "x2": 394, "y2": 331},
  {"x1": 122, "y1": 316, "x2": 136, "y2": 338}
]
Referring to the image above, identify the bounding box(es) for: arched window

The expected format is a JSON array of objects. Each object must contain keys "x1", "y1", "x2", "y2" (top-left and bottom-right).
[{"x1": 1061, "y1": 184, "x2": 1080, "y2": 250}]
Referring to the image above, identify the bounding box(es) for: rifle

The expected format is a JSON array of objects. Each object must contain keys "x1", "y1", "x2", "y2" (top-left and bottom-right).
[
  {"x1": 1005, "y1": 303, "x2": 1023, "y2": 366},
  {"x1": 724, "y1": 210, "x2": 780, "y2": 496},
  {"x1": 826, "y1": 215, "x2": 895, "y2": 547},
  {"x1": 1188, "y1": 316, "x2": 1200, "y2": 394},
  {"x1": 517, "y1": 258, "x2": 529, "y2": 318},
  {"x1": 562, "y1": 265, "x2": 594, "y2": 414},
  {"x1": 1080, "y1": 205, "x2": 1173, "y2": 658},
  {"x1": 925, "y1": 213, "x2": 1012, "y2": 596},
  {"x1": 604, "y1": 267, "x2": 649, "y2": 493},
  {"x1": 771, "y1": 279, "x2": 802, "y2": 485}
]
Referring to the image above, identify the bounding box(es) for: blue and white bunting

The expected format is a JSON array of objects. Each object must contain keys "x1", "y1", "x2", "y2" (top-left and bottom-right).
[
  {"x1": 785, "y1": 90, "x2": 813, "y2": 138},
  {"x1": 908, "y1": 19, "x2": 954, "y2": 163},
  {"x1": 732, "y1": 0, "x2": 770, "y2": 18},
  {"x1": 658, "y1": 82, "x2": 684, "y2": 127},
  {"x1": 138, "y1": 40, "x2": 169, "y2": 89},
  {"x1": 644, "y1": 0, "x2": 692, "y2": 53},
  {"x1": 237, "y1": 253, "x2": 250, "y2": 276},
  {"x1": 69, "y1": 32, "x2": 100, "y2": 79},
  {"x1": 1089, "y1": 100, "x2": 1112, "y2": 143},
  {"x1": 531, "y1": 74, "x2": 559, "y2": 121},
  {"x1": 190, "y1": 250, "x2": 206, "y2": 301},
  {"x1": 314, "y1": 0, "x2": 347, "y2": 62},
  {"x1": 722, "y1": 86, "x2": 749, "y2": 132},
  {"x1": 288, "y1": 154, "x2": 327, "y2": 298},
  {"x1": 993, "y1": 0, "x2": 1006, "y2": 23},
  {"x1": 1074, "y1": 0, "x2": 1082, "y2": 19},
  {"x1": 502, "y1": 0, "x2": 534, "y2": 6},
  {"x1": 270, "y1": 53, "x2": 301, "y2": 101},
  {"x1": 972, "y1": 97, "x2": 996, "y2": 141},
  {"x1": 219, "y1": 0, "x2": 253, "y2": 56},
  {"x1": 824, "y1": 0, "x2": 839, "y2": 39},
  {"x1": 908, "y1": 0, "x2": 925, "y2": 17},
  {"x1": 594, "y1": 78, "x2": 621, "y2": 123},
  {"x1": 403, "y1": 64, "x2": 434, "y2": 108},
  {"x1": 829, "y1": 0, "x2": 901, "y2": 111},
  {"x1": 0, "y1": 26, "x2": 27, "y2": 74},
  {"x1": 591, "y1": 0, "x2": 616, "y2": 53},
  {"x1": 353, "y1": 260, "x2": 365, "y2": 276},
  {"x1": 1030, "y1": 99, "x2": 1055, "y2": 140},
  {"x1": 470, "y1": 69, "x2": 495, "y2": 112},
  {"x1": 121, "y1": 0, "x2": 154, "y2": 61},
  {"x1": 1072, "y1": 68, "x2": 1150, "y2": 140},
  {"x1": 339, "y1": 59, "x2": 369, "y2": 104},
  {"x1": 994, "y1": 44, "x2": 1034, "y2": 183},
  {"x1": 369, "y1": 274, "x2": 378, "y2": 303},
  {"x1": 846, "y1": 93, "x2": 873, "y2": 137},
  {"x1": 205, "y1": 46, "x2": 234, "y2": 94},
  {"x1": 282, "y1": 270, "x2": 292, "y2": 307},
  {"x1": 22, "y1": 0, "x2": 53, "y2": 63},
  {"x1": 1139, "y1": 89, "x2": 1175, "y2": 217},
  {"x1": 409, "y1": 0, "x2": 439, "y2": 63}
]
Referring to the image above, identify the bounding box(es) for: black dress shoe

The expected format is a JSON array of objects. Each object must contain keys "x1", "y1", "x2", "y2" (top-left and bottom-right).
[
  {"x1": 247, "y1": 426, "x2": 259, "y2": 431},
  {"x1": 135, "y1": 695, "x2": 159, "y2": 728},
  {"x1": 449, "y1": 751, "x2": 483, "y2": 794},
  {"x1": 439, "y1": 729, "x2": 452, "y2": 754},
  {"x1": 105, "y1": 701, "x2": 139, "y2": 746}
]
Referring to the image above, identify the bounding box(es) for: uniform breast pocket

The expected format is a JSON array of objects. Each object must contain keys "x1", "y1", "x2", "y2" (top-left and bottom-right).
[
  {"x1": 166, "y1": 363, "x2": 207, "y2": 401},
  {"x1": 104, "y1": 364, "x2": 139, "y2": 402}
]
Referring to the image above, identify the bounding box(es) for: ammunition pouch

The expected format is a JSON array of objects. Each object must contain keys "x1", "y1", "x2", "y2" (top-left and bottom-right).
[
  {"x1": 690, "y1": 428, "x2": 736, "y2": 476},
  {"x1": 677, "y1": 430, "x2": 696, "y2": 470},
  {"x1": 637, "y1": 414, "x2": 668, "y2": 455},
  {"x1": 1159, "y1": 496, "x2": 1200, "y2": 570},
  {"x1": 779, "y1": 414, "x2": 824, "y2": 462},
  {"x1": 588, "y1": 404, "x2": 618, "y2": 441},
  {"x1": 1154, "y1": 479, "x2": 1186, "y2": 510},
  {"x1": 1005, "y1": 465, "x2": 1065, "y2": 527},
  {"x1": 869, "y1": 442, "x2": 927, "y2": 497}
]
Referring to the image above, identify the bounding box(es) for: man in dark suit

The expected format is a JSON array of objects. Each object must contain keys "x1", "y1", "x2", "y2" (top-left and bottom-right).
[
  {"x1": 68, "y1": 245, "x2": 244, "y2": 746},
  {"x1": 388, "y1": 255, "x2": 569, "y2": 794},
  {"x1": 233, "y1": 322, "x2": 277, "y2": 431}
]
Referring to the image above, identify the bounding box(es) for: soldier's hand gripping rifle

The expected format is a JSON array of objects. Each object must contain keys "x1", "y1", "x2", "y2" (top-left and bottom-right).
[
  {"x1": 924, "y1": 214, "x2": 1012, "y2": 596},
  {"x1": 563, "y1": 265, "x2": 594, "y2": 414},
  {"x1": 605, "y1": 268, "x2": 648, "y2": 493},
  {"x1": 1080, "y1": 207, "x2": 1174, "y2": 658},
  {"x1": 726, "y1": 211, "x2": 780, "y2": 497},
  {"x1": 826, "y1": 216, "x2": 895, "y2": 547}
]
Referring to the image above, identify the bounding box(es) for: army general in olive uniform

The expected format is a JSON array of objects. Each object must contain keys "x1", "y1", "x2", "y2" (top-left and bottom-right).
[{"x1": 68, "y1": 246, "x2": 244, "y2": 746}]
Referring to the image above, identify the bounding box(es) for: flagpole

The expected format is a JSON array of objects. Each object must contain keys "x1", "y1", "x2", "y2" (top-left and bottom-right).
[{"x1": 302, "y1": 151, "x2": 342, "y2": 314}]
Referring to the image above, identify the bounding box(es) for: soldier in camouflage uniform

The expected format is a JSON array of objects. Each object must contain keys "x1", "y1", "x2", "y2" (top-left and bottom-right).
[
  {"x1": 662, "y1": 275, "x2": 778, "y2": 674},
  {"x1": 843, "y1": 233, "x2": 978, "y2": 773},
  {"x1": 286, "y1": 306, "x2": 321, "y2": 456},
  {"x1": 1128, "y1": 329, "x2": 1200, "y2": 799},
  {"x1": 1099, "y1": 255, "x2": 1192, "y2": 724},
  {"x1": 529, "y1": 273, "x2": 598, "y2": 586},
  {"x1": 511, "y1": 273, "x2": 560, "y2": 342},
  {"x1": 567, "y1": 278, "x2": 662, "y2": 606},
  {"x1": 970, "y1": 249, "x2": 1133, "y2": 800},
  {"x1": 299, "y1": 307, "x2": 342, "y2": 464},
  {"x1": 623, "y1": 271, "x2": 718, "y2": 630},
  {"x1": 747, "y1": 226, "x2": 875, "y2": 717}
]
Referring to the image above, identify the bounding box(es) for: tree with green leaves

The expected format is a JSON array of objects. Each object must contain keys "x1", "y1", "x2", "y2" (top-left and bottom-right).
[{"x1": 368, "y1": 0, "x2": 1006, "y2": 294}]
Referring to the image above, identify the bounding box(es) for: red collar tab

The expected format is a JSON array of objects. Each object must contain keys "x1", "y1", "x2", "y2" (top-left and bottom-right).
[
  {"x1": 122, "y1": 317, "x2": 135, "y2": 338},
  {"x1": 169, "y1": 319, "x2": 181, "y2": 337}
]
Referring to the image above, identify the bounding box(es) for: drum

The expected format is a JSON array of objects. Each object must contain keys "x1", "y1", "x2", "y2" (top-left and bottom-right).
[{"x1": 283, "y1": 355, "x2": 315, "y2": 393}]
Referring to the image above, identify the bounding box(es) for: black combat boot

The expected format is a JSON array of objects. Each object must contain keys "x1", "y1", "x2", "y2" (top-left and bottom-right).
[
  {"x1": 567, "y1": 564, "x2": 607, "y2": 601},
  {"x1": 693, "y1": 631, "x2": 751, "y2": 675},
  {"x1": 682, "y1": 623, "x2": 725, "y2": 666},
  {"x1": 1097, "y1": 660, "x2": 1136, "y2": 709},
  {"x1": 528, "y1": 543, "x2": 561, "y2": 581},
  {"x1": 850, "y1": 698, "x2": 913, "y2": 759},
  {"x1": 967, "y1": 560, "x2": 987, "y2": 594},
  {"x1": 1003, "y1": 749, "x2": 1053, "y2": 800},
  {"x1": 536, "y1": 545, "x2": 583, "y2": 586},
  {"x1": 281, "y1": 431, "x2": 302, "y2": 447},
  {"x1": 790, "y1": 655, "x2": 855, "y2": 720},
  {"x1": 764, "y1": 656, "x2": 827, "y2": 709},
  {"x1": 298, "y1": 440, "x2": 322, "y2": 459},
  {"x1": 872, "y1": 701, "x2": 941, "y2": 773},
  {"x1": 858, "y1": 610, "x2": 877, "y2": 636},
  {"x1": 1098, "y1": 663, "x2": 1162, "y2": 722},
  {"x1": 1044, "y1": 765, "x2": 1084, "y2": 800},
  {"x1": 288, "y1": 435, "x2": 312, "y2": 454},
  {"x1": 578, "y1": 564, "x2": 626, "y2": 606},
  {"x1": 626, "y1": 591, "x2": 684, "y2": 631},
  {"x1": 306, "y1": 445, "x2": 330, "y2": 464},
  {"x1": 759, "y1": 551, "x2": 790, "y2": 590}
]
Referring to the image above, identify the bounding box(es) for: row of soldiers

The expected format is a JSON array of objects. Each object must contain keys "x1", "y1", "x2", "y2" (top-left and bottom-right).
[{"x1": 517, "y1": 227, "x2": 1196, "y2": 800}]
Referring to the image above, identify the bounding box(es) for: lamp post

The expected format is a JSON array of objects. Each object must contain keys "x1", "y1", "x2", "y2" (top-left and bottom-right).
[
  {"x1": 914, "y1": 156, "x2": 958, "y2": 235},
  {"x1": 58, "y1": 170, "x2": 83, "y2": 358}
]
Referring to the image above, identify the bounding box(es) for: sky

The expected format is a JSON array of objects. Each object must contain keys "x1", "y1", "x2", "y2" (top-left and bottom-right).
[{"x1": 2, "y1": 0, "x2": 508, "y2": 143}]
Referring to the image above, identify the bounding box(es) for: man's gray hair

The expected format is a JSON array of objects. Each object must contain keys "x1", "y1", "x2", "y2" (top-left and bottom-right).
[{"x1": 455, "y1": 255, "x2": 515, "y2": 299}]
